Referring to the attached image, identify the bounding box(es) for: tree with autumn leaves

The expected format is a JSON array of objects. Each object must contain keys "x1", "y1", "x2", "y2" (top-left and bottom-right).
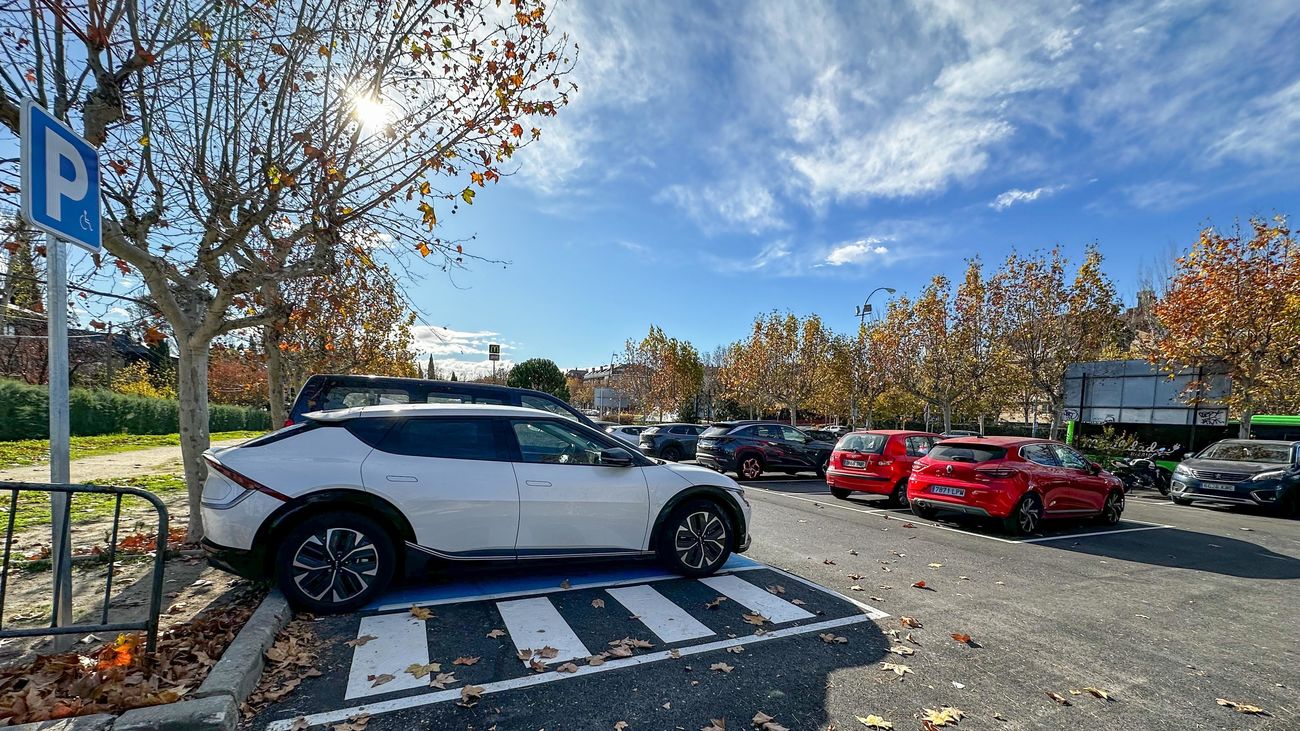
[
  {"x1": 1151, "y1": 217, "x2": 1300, "y2": 437},
  {"x1": 0, "y1": 0, "x2": 574, "y2": 541}
]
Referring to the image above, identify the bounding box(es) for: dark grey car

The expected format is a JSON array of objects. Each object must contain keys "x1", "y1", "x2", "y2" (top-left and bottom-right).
[
  {"x1": 638, "y1": 423, "x2": 705, "y2": 461},
  {"x1": 1170, "y1": 439, "x2": 1299, "y2": 514}
]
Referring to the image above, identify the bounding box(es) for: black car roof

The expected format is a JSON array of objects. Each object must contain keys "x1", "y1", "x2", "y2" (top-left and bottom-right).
[{"x1": 309, "y1": 374, "x2": 551, "y2": 399}]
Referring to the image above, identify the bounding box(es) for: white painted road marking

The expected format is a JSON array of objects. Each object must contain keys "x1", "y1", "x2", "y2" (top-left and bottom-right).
[
  {"x1": 606, "y1": 584, "x2": 715, "y2": 643},
  {"x1": 344, "y1": 613, "x2": 431, "y2": 700},
  {"x1": 265, "y1": 614, "x2": 873, "y2": 731},
  {"x1": 698, "y1": 574, "x2": 816, "y2": 624},
  {"x1": 496, "y1": 597, "x2": 592, "y2": 665}
]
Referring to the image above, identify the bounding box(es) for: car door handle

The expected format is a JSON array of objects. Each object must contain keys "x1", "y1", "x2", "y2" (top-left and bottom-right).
[
  {"x1": 525, "y1": 480, "x2": 552, "y2": 487},
  {"x1": 386, "y1": 475, "x2": 418, "y2": 483}
]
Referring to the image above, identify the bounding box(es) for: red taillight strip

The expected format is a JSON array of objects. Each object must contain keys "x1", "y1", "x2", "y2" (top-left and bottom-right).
[{"x1": 204, "y1": 455, "x2": 290, "y2": 502}]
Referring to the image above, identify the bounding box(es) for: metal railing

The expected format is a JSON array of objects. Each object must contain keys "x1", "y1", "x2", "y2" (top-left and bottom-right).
[{"x1": 0, "y1": 481, "x2": 169, "y2": 652}]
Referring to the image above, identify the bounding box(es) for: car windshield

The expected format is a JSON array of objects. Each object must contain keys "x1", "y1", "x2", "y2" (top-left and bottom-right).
[
  {"x1": 928, "y1": 443, "x2": 1008, "y2": 463},
  {"x1": 701, "y1": 425, "x2": 734, "y2": 437},
  {"x1": 1195, "y1": 442, "x2": 1292, "y2": 463},
  {"x1": 835, "y1": 433, "x2": 887, "y2": 454}
]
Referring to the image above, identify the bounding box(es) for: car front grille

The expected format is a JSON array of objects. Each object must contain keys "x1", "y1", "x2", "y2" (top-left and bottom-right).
[{"x1": 1188, "y1": 469, "x2": 1252, "y2": 483}]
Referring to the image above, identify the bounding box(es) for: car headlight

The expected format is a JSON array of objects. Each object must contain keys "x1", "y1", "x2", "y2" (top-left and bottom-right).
[
  {"x1": 1173, "y1": 464, "x2": 1192, "y2": 476},
  {"x1": 1251, "y1": 469, "x2": 1286, "y2": 482}
]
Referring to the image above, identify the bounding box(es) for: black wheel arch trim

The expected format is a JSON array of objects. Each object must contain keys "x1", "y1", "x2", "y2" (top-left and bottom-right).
[
  {"x1": 254, "y1": 488, "x2": 416, "y2": 575},
  {"x1": 649, "y1": 485, "x2": 746, "y2": 553}
]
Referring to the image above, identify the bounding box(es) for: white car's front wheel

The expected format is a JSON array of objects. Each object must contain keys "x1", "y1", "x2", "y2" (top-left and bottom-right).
[
  {"x1": 658, "y1": 500, "x2": 732, "y2": 577},
  {"x1": 275, "y1": 512, "x2": 396, "y2": 613}
]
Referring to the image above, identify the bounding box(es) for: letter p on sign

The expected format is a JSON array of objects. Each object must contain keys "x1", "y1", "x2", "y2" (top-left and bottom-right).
[{"x1": 21, "y1": 99, "x2": 101, "y2": 253}]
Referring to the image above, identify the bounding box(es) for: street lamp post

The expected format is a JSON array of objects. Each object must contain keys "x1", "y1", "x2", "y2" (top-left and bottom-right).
[{"x1": 851, "y1": 287, "x2": 896, "y2": 429}]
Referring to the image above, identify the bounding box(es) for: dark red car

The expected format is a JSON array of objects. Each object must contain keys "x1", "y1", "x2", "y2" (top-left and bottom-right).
[
  {"x1": 827, "y1": 430, "x2": 941, "y2": 506},
  {"x1": 907, "y1": 436, "x2": 1126, "y2": 535}
]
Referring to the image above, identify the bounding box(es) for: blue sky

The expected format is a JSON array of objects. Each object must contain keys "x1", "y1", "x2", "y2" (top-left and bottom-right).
[{"x1": 410, "y1": 0, "x2": 1300, "y2": 377}]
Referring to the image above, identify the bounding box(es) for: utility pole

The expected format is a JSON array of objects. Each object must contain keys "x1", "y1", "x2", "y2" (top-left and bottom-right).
[{"x1": 851, "y1": 287, "x2": 895, "y2": 429}]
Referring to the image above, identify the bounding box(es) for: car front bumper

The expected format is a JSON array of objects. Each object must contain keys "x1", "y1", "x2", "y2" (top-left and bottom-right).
[{"x1": 1170, "y1": 475, "x2": 1286, "y2": 507}]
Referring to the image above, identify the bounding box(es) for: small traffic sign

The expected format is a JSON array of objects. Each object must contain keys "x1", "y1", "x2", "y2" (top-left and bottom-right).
[
  {"x1": 20, "y1": 99, "x2": 101, "y2": 253},
  {"x1": 488, "y1": 343, "x2": 501, "y2": 361}
]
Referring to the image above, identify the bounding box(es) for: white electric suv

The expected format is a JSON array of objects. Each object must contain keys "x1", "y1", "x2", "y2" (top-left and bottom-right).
[{"x1": 200, "y1": 404, "x2": 752, "y2": 612}]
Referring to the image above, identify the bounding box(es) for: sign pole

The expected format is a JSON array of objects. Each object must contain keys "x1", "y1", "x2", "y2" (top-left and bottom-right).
[{"x1": 46, "y1": 232, "x2": 74, "y2": 648}]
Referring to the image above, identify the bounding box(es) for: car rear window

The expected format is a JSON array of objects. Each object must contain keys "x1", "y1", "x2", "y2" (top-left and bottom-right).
[
  {"x1": 835, "y1": 433, "x2": 886, "y2": 454},
  {"x1": 701, "y1": 426, "x2": 733, "y2": 437},
  {"x1": 928, "y1": 443, "x2": 1008, "y2": 463}
]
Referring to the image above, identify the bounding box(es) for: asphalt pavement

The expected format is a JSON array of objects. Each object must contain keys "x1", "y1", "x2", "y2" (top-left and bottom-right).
[{"x1": 252, "y1": 475, "x2": 1298, "y2": 731}]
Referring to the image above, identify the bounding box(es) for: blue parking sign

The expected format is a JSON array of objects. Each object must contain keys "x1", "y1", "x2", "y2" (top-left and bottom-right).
[{"x1": 20, "y1": 99, "x2": 101, "y2": 253}]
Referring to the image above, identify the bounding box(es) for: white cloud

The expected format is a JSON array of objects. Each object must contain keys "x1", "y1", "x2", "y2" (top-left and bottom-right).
[
  {"x1": 424, "y1": 358, "x2": 512, "y2": 381},
  {"x1": 990, "y1": 185, "x2": 1065, "y2": 211},
  {"x1": 410, "y1": 326, "x2": 506, "y2": 358},
  {"x1": 1209, "y1": 79, "x2": 1300, "y2": 163},
  {"x1": 656, "y1": 181, "x2": 785, "y2": 234},
  {"x1": 824, "y1": 239, "x2": 891, "y2": 267},
  {"x1": 1119, "y1": 180, "x2": 1202, "y2": 212}
]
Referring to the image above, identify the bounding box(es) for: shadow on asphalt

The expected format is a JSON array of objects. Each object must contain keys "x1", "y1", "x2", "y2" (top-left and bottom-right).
[{"x1": 1052, "y1": 527, "x2": 1300, "y2": 580}]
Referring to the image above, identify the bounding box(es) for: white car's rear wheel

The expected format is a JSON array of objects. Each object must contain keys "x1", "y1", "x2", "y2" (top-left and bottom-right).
[
  {"x1": 275, "y1": 512, "x2": 396, "y2": 613},
  {"x1": 658, "y1": 500, "x2": 732, "y2": 577}
]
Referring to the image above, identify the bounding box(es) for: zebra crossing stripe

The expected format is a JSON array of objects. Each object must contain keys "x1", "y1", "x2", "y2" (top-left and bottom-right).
[
  {"x1": 605, "y1": 584, "x2": 714, "y2": 643},
  {"x1": 698, "y1": 574, "x2": 816, "y2": 624},
  {"x1": 344, "y1": 613, "x2": 432, "y2": 700},
  {"x1": 496, "y1": 596, "x2": 592, "y2": 665}
]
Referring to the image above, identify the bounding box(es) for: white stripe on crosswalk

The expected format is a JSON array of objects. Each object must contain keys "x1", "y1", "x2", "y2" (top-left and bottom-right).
[
  {"x1": 605, "y1": 584, "x2": 715, "y2": 643},
  {"x1": 496, "y1": 597, "x2": 592, "y2": 665},
  {"x1": 698, "y1": 574, "x2": 816, "y2": 624},
  {"x1": 344, "y1": 613, "x2": 431, "y2": 700}
]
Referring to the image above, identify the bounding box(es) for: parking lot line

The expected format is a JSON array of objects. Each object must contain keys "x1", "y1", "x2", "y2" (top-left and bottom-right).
[
  {"x1": 698, "y1": 574, "x2": 816, "y2": 623},
  {"x1": 344, "y1": 613, "x2": 431, "y2": 700},
  {"x1": 496, "y1": 597, "x2": 593, "y2": 665},
  {"x1": 605, "y1": 584, "x2": 715, "y2": 642},
  {"x1": 264, "y1": 613, "x2": 876, "y2": 731}
]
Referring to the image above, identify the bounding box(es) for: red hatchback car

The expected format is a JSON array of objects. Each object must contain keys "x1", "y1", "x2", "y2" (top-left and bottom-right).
[
  {"x1": 907, "y1": 436, "x2": 1126, "y2": 535},
  {"x1": 827, "y1": 430, "x2": 941, "y2": 506}
]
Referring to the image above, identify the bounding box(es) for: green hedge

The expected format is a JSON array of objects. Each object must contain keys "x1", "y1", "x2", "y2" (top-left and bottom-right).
[{"x1": 0, "y1": 378, "x2": 270, "y2": 441}]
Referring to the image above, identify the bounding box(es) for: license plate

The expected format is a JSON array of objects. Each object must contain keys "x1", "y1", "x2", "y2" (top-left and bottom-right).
[
  {"x1": 844, "y1": 459, "x2": 866, "y2": 469},
  {"x1": 931, "y1": 485, "x2": 965, "y2": 497},
  {"x1": 1199, "y1": 481, "x2": 1235, "y2": 491}
]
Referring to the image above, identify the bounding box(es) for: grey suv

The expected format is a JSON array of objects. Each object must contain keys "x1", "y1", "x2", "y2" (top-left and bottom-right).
[
  {"x1": 638, "y1": 423, "x2": 705, "y2": 461},
  {"x1": 1171, "y1": 439, "x2": 1299, "y2": 515}
]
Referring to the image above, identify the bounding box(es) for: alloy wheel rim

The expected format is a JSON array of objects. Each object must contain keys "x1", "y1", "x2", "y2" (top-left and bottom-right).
[
  {"x1": 1107, "y1": 492, "x2": 1124, "y2": 521},
  {"x1": 291, "y1": 527, "x2": 379, "y2": 603},
  {"x1": 742, "y1": 458, "x2": 761, "y2": 480},
  {"x1": 1019, "y1": 500, "x2": 1039, "y2": 533},
  {"x1": 674, "y1": 511, "x2": 727, "y2": 569}
]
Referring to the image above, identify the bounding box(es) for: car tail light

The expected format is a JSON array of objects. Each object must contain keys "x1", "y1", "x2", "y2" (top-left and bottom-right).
[
  {"x1": 203, "y1": 456, "x2": 290, "y2": 502},
  {"x1": 911, "y1": 461, "x2": 925, "y2": 472},
  {"x1": 975, "y1": 465, "x2": 1017, "y2": 480}
]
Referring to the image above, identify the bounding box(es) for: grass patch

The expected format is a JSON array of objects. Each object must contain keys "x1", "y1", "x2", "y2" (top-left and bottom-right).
[
  {"x1": 1, "y1": 473, "x2": 187, "y2": 533},
  {"x1": 0, "y1": 431, "x2": 264, "y2": 469}
]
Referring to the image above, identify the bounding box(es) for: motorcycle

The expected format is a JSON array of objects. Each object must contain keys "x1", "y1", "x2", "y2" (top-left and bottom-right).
[{"x1": 1110, "y1": 444, "x2": 1176, "y2": 496}]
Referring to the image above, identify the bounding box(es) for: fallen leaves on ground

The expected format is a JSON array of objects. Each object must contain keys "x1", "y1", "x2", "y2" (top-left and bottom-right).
[
  {"x1": 452, "y1": 656, "x2": 480, "y2": 666},
  {"x1": 556, "y1": 663, "x2": 579, "y2": 673},
  {"x1": 429, "y1": 672, "x2": 457, "y2": 689},
  {"x1": 592, "y1": 598, "x2": 606, "y2": 609},
  {"x1": 536, "y1": 646, "x2": 561, "y2": 659},
  {"x1": 928, "y1": 562, "x2": 944, "y2": 568},
  {"x1": 710, "y1": 662, "x2": 735, "y2": 673},
  {"x1": 560, "y1": 579, "x2": 571, "y2": 589},
  {"x1": 346, "y1": 635, "x2": 377, "y2": 647},
  {"x1": 1217, "y1": 698, "x2": 1268, "y2": 715},
  {"x1": 242, "y1": 598, "x2": 323, "y2": 720},
  {"x1": 887, "y1": 646, "x2": 915, "y2": 656},
  {"x1": 951, "y1": 633, "x2": 975, "y2": 646},
  {"x1": 702, "y1": 719, "x2": 727, "y2": 731},
  {"x1": 408, "y1": 606, "x2": 433, "y2": 620},
  {"x1": 614, "y1": 722, "x2": 629, "y2": 730},
  {"x1": 606, "y1": 637, "x2": 654, "y2": 659},
  {"x1": 847, "y1": 573, "x2": 866, "y2": 580},
  {"x1": 880, "y1": 662, "x2": 913, "y2": 677},
  {"x1": 849, "y1": 585, "x2": 865, "y2": 592},
  {"x1": 921, "y1": 707, "x2": 963, "y2": 727},
  {"x1": 1081, "y1": 687, "x2": 1113, "y2": 700},
  {"x1": 706, "y1": 596, "x2": 728, "y2": 609},
  {"x1": 405, "y1": 662, "x2": 441, "y2": 679},
  {"x1": 766, "y1": 585, "x2": 785, "y2": 594},
  {"x1": 741, "y1": 613, "x2": 769, "y2": 626},
  {"x1": 823, "y1": 559, "x2": 837, "y2": 565},
  {"x1": 331, "y1": 713, "x2": 370, "y2": 730},
  {"x1": 791, "y1": 599, "x2": 807, "y2": 605},
  {"x1": 368, "y1": 673, "x2": 394, "y2": 688},
  {"x1": 818, "y1": 633, "x2": 847, "y2": 644},
  {"x1": 911, "y1": 580, "x2": 934, "y2": 591},
  {"x1": 486, "y1": 629, "x2": 506, "y2": 639},
  {"x1": 457, "y1": 684, "x2": 484, "y2": 707},
  {"x1": 857, "y1": 714, "x2": 893, "y2": 729},
  {"x1": 752, "y1": 711, "x2": 789, "y2": 730},
  {"x1": 1046, "y1": 691, "x2": 1072, "y2": 706},
  {"x1": 726, "y1": 646, "x2": 745, "y2": 654},
  {"x1": 900, "y1": 616, "x2": 923, "y2": 629}
]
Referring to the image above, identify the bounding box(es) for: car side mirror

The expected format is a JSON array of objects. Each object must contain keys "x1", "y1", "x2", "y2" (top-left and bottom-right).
[
  {"x1": 600, "y1": 447, "x2": 634, "y2": 467},
  {"x1": 1088, "y1": 462, "x2": 1101, "y2": 475}
]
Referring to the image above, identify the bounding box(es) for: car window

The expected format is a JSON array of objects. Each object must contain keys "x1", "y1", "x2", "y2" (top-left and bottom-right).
[
  {"x1": 1052, "y1": 444, "x2": 1090, "y2": 470},
  {"x1": 379, "y1": 418, "x2": 505, "y2": 461},
  {"x1": 1021, "y1": 444, "x2": 1061, "y2": 467},
  {"x1": 426, "y1": 393, "x2": 474, "y2": 404},
  {"x1": 321, "y1": 386, "x2": 412, "y2": 411},
  {"x1": 928, "y1": 443, "x2": 1007, "y2": 463},
  {"x1": 670, "y1": 426, "x2": 690, "y2": 435},
  {"x1": 521, "y1": 394, "x2": 578, "y2": 420},
  {"x1": 512, "y1": 420, "x2": 611, "y2": 465},
  {"x1": 836, "y1": 433, "x2": 886, "y2": 454},
  {"x1": 780, "y1": 426, "x2": 808, "y2": 443},
  {"x1": 904, "y1": 436, "x2": 932, "y2": 457},
  {"x1": 701, "y1": 425, "x2": 732, "y2": 437}
]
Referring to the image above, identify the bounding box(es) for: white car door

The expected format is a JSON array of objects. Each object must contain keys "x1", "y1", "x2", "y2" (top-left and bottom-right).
[
  {"x1": 360, "y1": 416, "x2": 520, "y2": 558},
  {"x1": 509, "y1": 418, "x2": 650, "y2": 554}
]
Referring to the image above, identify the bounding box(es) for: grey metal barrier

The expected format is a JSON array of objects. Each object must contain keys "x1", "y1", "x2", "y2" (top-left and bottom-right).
[{"x1": 0, "y1": 481, "x2": 169, "y2": 652}]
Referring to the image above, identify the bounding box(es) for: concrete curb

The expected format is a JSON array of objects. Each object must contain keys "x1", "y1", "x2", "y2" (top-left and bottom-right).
[{"x1": 9, "y1": 589, "x2": 293, "y2": 731}]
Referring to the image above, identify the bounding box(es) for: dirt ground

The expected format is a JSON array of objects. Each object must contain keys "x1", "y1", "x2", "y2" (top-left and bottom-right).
[{"x1": 0, "y1": 438, "x2": 249, "y2": 484}]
